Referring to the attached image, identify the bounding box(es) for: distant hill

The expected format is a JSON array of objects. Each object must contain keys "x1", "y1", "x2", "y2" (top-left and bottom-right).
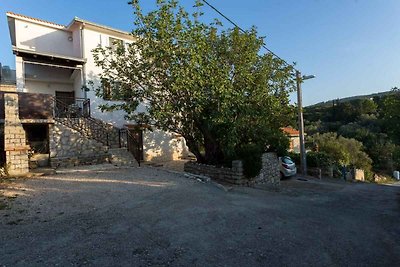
[{"x1": 307, "y1": 91, "x2": 393, "y2": 108}]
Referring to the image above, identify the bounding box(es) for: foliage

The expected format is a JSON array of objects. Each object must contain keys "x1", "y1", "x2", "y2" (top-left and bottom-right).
[
  {"x1": 312, "y1": 132, "x2": 372, "y2": 170},
  {"x1": 380, "y1": 89, "x2": 400, "y2": 144},
  {"x1": 286, "y1": 151, "x2": 300, "y2": 165},
  {"x1": 306, "y1": 151, "x2": 332, "y2": 168},
  {"x1": 393, "y1": 146, "x2": 400, "y2": 170},
  {"x1": 92, "y1": 0, "x2": 295, "y2": 165},
  {"x1": 234, "y1": 144, "x2": 263, "y2": 178},
  {"x1": 304, "y1": 88, "x2": 400, "y2": 173}
]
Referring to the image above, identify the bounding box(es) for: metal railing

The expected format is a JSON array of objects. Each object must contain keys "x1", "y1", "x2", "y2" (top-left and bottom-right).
[
  {"x1": 54, "y1": 97, "x2": 90, "y2": 118},
  {"x1": 51, "y1": 95, "x2": 142, "y2": 164},
  {"x1": 52, "y1": 96, "x2": 123, "y2": 148}
]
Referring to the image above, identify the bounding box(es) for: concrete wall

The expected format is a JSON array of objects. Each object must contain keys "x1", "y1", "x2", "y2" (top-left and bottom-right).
[
  {"x1": 143, "y1": 130, "x2": 190, "y2": 162},
  {"x1": 83, "y1": 27, "x2": 136, "y2": 128},
  {"x1": 14, "y1": 19, "x2": 80, "y2": 58},
  {"x1": 22, "y1": 63, "x2": 78, "y2": 95},
  {"x1": 289, "y1": 136, "x2": 300, "y2": 153}
]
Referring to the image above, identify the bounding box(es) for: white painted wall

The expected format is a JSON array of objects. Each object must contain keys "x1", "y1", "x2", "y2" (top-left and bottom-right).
[
  {"x1": 24, "y1": 80, "x2": 73, "y2": 95},
  {"x1": 15, "y1": 56, "x2": 24, "y2": 92},
  {"x1": 22, "y1": 63, "x2": 77, "y2": 95},
  {"x1": 14, "y1": 19, "x2": 80, "y2": 58},
  {"x1": 83, "y1": 27, "x2": 135, "y2": 127},
  {"x1": 143, "y1": 130, "x2": 190, "y2": 161}
]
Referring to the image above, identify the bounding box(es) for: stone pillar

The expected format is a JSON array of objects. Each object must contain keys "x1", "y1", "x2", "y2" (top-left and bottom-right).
[
  {"x1": 4, "y1": 93, "x2": 29, "y2": 176},
  {"x1": 255, "y1": 153, "x2": 280, "y2": 190},
  {"x1": 232, "y1": 160, "x2": 243, "y2": 176},
  {"x1": 354, "y1": 169, "x2": 365, "y2": 182}
]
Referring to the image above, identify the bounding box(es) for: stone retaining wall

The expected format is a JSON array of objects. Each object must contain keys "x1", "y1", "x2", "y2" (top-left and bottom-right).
[
  {"x1": 49, "y1": 122, "x2": 109, "y2": 168},
  {"x1": 184, "y1": 160, "x2": 246, "y2": 185},
  {"x1": 184, "y1": 153, "x2": 280, "y2": 189}
]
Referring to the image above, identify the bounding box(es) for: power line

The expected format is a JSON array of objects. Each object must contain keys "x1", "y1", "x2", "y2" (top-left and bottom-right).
[{"x1": 201, "y1": 0, "x2": 295, "y2": 70}]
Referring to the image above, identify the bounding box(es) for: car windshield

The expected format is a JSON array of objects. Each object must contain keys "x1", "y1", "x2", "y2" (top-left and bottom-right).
[{"x1": 282, "y1": 157, "x2": 294, "y2": 164}]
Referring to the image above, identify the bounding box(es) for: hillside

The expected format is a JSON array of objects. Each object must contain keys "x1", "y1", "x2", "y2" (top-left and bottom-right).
[
  {"x1": 307, "y1": 90, "x2": 392, "y2": 108},
  {"x1": 303, "y1": 89, "x2": 400, "y2": 174}
]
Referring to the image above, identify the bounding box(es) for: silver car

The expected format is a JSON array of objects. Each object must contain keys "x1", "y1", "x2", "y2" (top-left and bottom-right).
[{"x1": 279, "y1": 156, "x2": 297, "y2": 178}]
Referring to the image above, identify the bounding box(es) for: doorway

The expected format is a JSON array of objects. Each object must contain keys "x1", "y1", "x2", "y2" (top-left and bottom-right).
[{"x1": 127, "y1": 128, "x2": 144, "y2": 163}]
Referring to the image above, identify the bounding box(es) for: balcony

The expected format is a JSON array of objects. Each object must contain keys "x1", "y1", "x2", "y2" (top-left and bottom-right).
[{"x1": 0, "y1": 92, "x2": 90, "y2": 121}]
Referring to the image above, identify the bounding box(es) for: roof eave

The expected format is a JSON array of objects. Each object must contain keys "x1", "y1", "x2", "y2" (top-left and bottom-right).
[{"x1": 69, "y1": 17, "x2": 133, "y2": 37}]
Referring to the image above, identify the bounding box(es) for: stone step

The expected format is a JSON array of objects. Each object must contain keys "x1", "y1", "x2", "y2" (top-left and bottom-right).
[{"x1": 108, "y1": 148, "x2": 139, "y2": 167}]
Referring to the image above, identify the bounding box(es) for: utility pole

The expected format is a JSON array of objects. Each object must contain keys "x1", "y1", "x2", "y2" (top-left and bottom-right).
[{"x1": 296, "y1": 70, "x2": 307, "y2": 175}]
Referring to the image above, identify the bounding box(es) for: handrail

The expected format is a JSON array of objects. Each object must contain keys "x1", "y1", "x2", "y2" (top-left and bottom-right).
[{"x1": 50, "y1": 96, "x2": 140, "y2": 163}]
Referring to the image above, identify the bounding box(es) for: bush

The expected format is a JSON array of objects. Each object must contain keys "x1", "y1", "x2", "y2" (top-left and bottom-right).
[
  {"x1": 393, "y1": 146, "x2": 400, "y2": 171},
  {"x1": 287, "y1": 152, "x2": 300, "y2": 165},
  {"x1": 235, "y1": 144, "x2": 263, "y2": 178},
  {"x1": 306, "y1": 151, "x2": 332, "y2": 168}
]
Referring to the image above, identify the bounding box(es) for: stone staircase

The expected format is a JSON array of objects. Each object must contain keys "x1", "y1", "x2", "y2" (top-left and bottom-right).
[
  {"x1": 108, "y1": 148, "x2": 139, "y2": 167},
  {"x1": 51, "y1": 96, "x2": 139, "y2": 167},
  {"x1": 54, "y1": 117, "x2": 121, "y2": 148}
]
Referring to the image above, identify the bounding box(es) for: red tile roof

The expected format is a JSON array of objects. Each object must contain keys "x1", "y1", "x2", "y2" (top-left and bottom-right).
[
  {"x1": 6, "y1": 12, "x2": 66, "y2": 28},
  {"x1": 281, "y1": 127, "x2": 300, "y2": 136}
]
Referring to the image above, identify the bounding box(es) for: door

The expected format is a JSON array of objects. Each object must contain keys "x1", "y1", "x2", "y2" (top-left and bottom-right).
[
  {"x1": 55, "y1": 91, "x2": 75, "y2": 105},
  {"x1": 127, "y1": 128, "x2": 144, "y2": 162}
]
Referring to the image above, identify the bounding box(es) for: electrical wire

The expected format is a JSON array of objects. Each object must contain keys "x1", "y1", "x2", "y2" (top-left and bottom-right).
[{"x1": 201, "y1": 0, "x2": 297, "y2": 71}]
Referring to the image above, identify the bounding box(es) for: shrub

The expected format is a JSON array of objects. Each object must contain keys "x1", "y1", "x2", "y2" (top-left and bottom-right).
[
  {"x1": 287, "y1": 152, "x2": 300, "y2": 165},
  {"x1": 235, "y1": 144, "x2": 263, "y2": 178},
  {"x1": 306, "y1": 151, "x2": 332, "y2": 168}
]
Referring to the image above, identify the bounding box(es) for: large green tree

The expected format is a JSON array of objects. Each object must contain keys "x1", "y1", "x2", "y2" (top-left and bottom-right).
[{"x1": 92, "y1": 0, "x2": 295, "y2": 164}]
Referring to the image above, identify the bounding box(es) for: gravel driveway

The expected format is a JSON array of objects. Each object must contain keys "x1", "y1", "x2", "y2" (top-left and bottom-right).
[{"x1": 0, "y1": 166, "x2": 399, "y2": 266}]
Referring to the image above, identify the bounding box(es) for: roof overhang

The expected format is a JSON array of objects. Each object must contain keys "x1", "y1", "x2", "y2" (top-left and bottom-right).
[
  {"x1": 6, "y1": 12, "x2": 66, "y2": 30},
  {"x1": 68, "y1": 18, "x2": 136, "y2": 41},
  {"x1": 13, "y1": 47, "x2": 85, "y2": 67}
]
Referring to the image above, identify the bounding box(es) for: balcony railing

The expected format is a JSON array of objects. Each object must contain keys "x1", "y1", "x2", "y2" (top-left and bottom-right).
[
  {"x1": 0, "y1": 92, "x2": 91, "y2": 120},
  {"x1": 54, "y1": 97, "x2": 90, "y2": 118}
]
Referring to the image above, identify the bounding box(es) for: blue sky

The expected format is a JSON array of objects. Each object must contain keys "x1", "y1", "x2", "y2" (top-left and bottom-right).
[{"x1": 1, "y1": 0, "x2": 399, "y2": 105}]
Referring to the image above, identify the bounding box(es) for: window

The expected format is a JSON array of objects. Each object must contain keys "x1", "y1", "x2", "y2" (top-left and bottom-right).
[
  {"x1": 109, "y1": 37, "x2": 124, "y2": 51},
  {"x1": 101, "y1": 79, "x2": 111, "y2": 100},
  {"x1": 101, "y1": 79, "x2": 125, "y2": 101}
]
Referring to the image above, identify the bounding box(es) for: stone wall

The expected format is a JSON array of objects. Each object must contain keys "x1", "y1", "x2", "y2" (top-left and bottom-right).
[
  {"x1": 184, "y1": 153, "x2": 280, "y2": 188},
  {"x1": 254, "y1": 153, "x2": 280, "y2": 190},
  {"x1": 184, "y1": 160, "x2": 246, "y2": 185},
  {"x1": 49, "y1": 121, "x2": 109, "y2": 168},
  {"x1": 3, "y1": 93, "x2": 29, "y2": 176},
  {"x1": 56, "y1": 118, "x2": 121, "y2": 148}
]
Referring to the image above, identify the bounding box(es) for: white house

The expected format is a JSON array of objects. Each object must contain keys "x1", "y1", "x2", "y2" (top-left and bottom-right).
[{"x1": 4, "y1": 12, "x2": 189, "y2": 171}]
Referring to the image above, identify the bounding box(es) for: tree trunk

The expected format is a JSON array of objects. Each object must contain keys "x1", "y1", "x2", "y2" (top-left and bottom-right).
[
  {"x1": 203, "y1": 129, "x2": 224, "y2": 165},
  {"x1": 184, "y1": 135, "x2": 205, "y2": 163}
]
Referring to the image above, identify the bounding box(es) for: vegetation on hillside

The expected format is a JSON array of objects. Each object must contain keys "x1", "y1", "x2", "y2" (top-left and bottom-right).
[{"x1": 304, "y1": 88, "x2": 400, "y2": 174}]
